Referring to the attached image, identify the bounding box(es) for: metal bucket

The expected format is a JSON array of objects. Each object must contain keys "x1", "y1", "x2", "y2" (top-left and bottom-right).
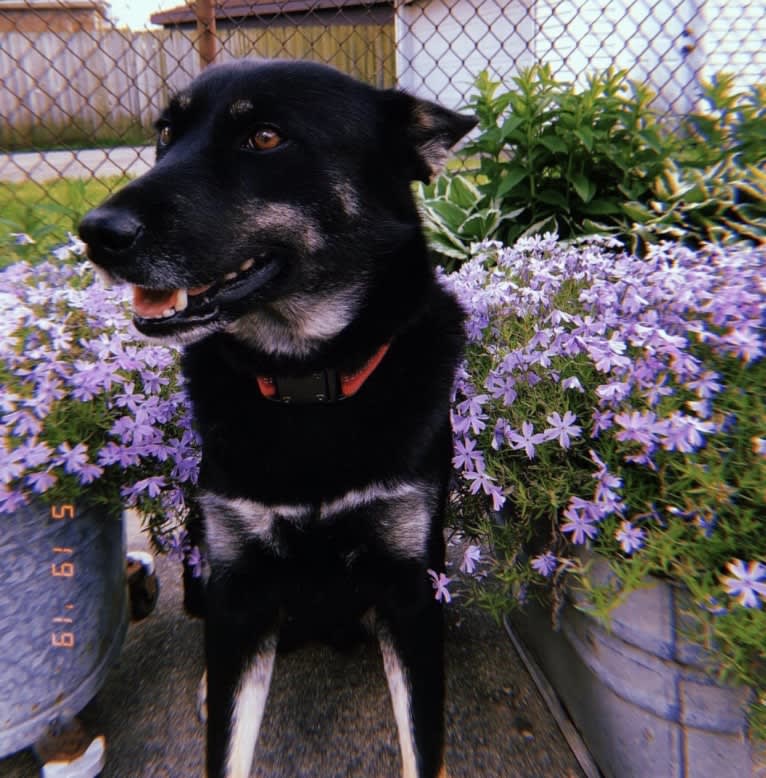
[{"x1": 0, "y1": 500, "x2": 128, "y2": 757}]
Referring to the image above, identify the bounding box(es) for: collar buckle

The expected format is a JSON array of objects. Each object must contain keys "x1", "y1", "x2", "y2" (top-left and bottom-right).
[{"x1": 267, "y1": 368, "x2": 340, "y2": 404}]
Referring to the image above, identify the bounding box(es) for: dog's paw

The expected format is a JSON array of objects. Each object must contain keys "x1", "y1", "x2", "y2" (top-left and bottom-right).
[
  {"x1": 197, "y1": 670, "x2": 208, "y2": 724},
  {"x1": 126, "y1": 551, "x2": 159, "y2": 621}
]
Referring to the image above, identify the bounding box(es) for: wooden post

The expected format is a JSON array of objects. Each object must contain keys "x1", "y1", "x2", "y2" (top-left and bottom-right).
[{"x1": 196, "y1": 0, "x2": 217, "y2": 69}]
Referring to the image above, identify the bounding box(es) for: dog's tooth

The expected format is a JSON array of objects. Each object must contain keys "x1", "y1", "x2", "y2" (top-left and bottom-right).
[
  {"x1": 162, "y1": 307, "x2": 176, "y2": 318},
  {"x1": 224, "y1": 271, "x2": 238, "y2": 281},
  {"x1": 175, "y1": 288, "x2": 188, "y2": 312},
  {"x1": 240, "y1": 258, "x2": 255, "y2": 272}
]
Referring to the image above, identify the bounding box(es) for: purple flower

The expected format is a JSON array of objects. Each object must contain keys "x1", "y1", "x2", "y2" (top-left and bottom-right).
[
  {"x1": 460, "y1": 544, "x2": 482, "y2": 575},
  {"x1": 686, "y1": 370, "x2": 721, "y2": 399},
  {"x1": 457, "y1": 394, "x2": 489, "y2": 435},
  {"x1": 660, "y1": 411, "x2": 715, "y2": 453},
  {"x1": 591, "y1": 409, "x2": 614, "y2": 437},
  {"x1": 453, "y1": 437, "x2": 482, "y2": 471},
  {"x1": 463, "y1": 468, "x2": 505, "y2": 510},
  {"x1": 595, "y1": 381, "x2": 631, "y2": 405},
  {"x1": 721, "y1": 560, "x2": 766, "y2": 609},
  {"x1": 427, "y1": 569, "x2": 454, "y2": 603},
  {"x1": 722, "y1": 326, "x2": 762, "y2": 363},
  {"x1": 507, "y1": 421, "x2": 546, "y2": 459},
  {"x1": 25, "y1": 470, "x2": 57, "y2": 493},
  {"x1": 77, "y1": 463, "x2": 104, "y2": 485},
  {"x1": 561, "y1": 376, "x2": 584, "y2": 392},
  {"x1": 615, "y1": 521, "x2": 646, "y2": 554},
  {"x1": 0, "y1": 485, "x2": 28, "y2": 512},
  {"x1": 560, "y1": 502, "x2": 599, "y2": 544},
  {"x1": 113, "y1": 382, "x2": 146, "y2": 412},
  {"x1": 544, "y1": 410, "x2": 582, "y2": 449},
  {"x1": 187, "y1": 546, "x2": 204, "y2": 578},
  {"x1": 531, "y1": 551, "x2": 558, "y2": 577},
  {"x1": 614, "y1": 410, "x2": 662, "y2": 447},
  {"x1": 131, "y1": 476, "x2": 166, "y2": 498},
  {"x1": 55, "y1": 442, "x2": 89, "y2": 474},
  {"x1": 165, "y1": 530, "x2": 191, "y2": 563},
  {"x1": 5, "y1": 410, "x2": 42, "y2": 437}
]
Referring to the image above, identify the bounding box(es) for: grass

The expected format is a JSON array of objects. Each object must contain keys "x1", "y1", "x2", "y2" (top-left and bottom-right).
[
  {"x1": 1, "y1": 175, "x2": 132, "y2": 265},
  {"x1": 1, "y1": 119, "x2": 153, "y2": 153}
]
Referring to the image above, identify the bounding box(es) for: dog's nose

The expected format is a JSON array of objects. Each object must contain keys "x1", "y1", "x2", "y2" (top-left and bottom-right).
[{"x1": 78, "y1": 207, "x2": 143, "y2": 255}]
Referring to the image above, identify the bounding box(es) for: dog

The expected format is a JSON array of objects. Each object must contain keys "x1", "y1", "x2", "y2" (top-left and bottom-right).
[{"x1": 79, "y1": 59, "x2": 475, "y2": 778}]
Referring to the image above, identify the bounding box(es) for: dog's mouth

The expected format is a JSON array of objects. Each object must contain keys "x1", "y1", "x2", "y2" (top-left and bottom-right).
[{"x1": 124, "y1": 255, "x2": 280, "y2": 335}]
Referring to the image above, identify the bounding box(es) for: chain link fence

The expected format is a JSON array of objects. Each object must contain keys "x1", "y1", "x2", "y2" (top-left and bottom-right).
[{"x1": 1, "y1": 0, "x2": 764, "y2": 219}]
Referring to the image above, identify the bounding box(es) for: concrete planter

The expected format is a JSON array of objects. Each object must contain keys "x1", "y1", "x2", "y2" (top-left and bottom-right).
[
  {"x1": 0, "y1": 500, "x2": 128, "y2": 758},
  {"x1": 510, "y1": 559, "x2": 765, "y2": 778}
]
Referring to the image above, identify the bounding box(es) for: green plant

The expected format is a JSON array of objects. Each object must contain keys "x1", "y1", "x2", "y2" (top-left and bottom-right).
[
  {"x1": 419, "y1": 67, "x2": 766, "y2": 264},
  {"x1": 416, "y1": 173, "x2": 523, "y2": 270},
  {"x1": 624, "y1": 158, "x2": 766, "y2": 249},
  {"x1": 0, "y1": 175, "x2": 132, "y2": 264},
  {"x1": 682, "y1": 74, "x2": 766, "y2": 168},
  {"x1": 420, "y1": 66, "x2": 676, "y2": 259}
]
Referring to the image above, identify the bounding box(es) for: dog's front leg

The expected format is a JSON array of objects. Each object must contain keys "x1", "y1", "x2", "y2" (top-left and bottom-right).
[
  {"x1": 204, "y1": 573, "x2": 278, "y2": 778},
  {"x1": 378, "y1": 594, "x2": 446, "y2": 778}
]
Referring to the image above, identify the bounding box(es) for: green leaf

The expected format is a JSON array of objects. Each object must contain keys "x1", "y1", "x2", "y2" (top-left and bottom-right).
[
  {"x1": 621, "y1": 201, "x2": 655, "y2": 223},
  {"x1": 539, "y1": 134, "x2": 568, "y2": 154},
  {"x1": 582, "y1": 218, "x2": 618, "y2": 234},
  {"x1": 519, "y1": 215, "x2": 557, "y2": 238},
  {"x1": 460, "y1": 209, "x2": 500, "y2": 240},
  {"x1": 501, "y1": 114, "x2": 524, "y2": 138},
  {"x1": 448, "y1": 175, "x2": 482, "y2": 209},
  {"x1": 575, "y1": 126, "x2": 594, "y2": 150},
  {"x1": 496, "y1": 165, "x2": 528, "y2": 196},
  {"x1": 428, "y1": 200, "x2": 469, "y2": 230},
  {"x1": 427, "y1": 234, "x2": 470, "y2": 261},
  {"x1": 537, "y1": 188, "x2": 569, "y2": 209},
  {"x1": 582, "y1": 199, "x2": 621, "y2": 215},
  {"x1": 497, "y1": 206, "x2": 526, "y2": 223},
  {"x1": 571, "y1": 173, "x2": 597, "y2": 203}
]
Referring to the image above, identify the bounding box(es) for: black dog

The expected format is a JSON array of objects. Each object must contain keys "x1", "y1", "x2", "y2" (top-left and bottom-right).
[{"x1": 79, "y1": 59, "x2": 475, "y2": 778}]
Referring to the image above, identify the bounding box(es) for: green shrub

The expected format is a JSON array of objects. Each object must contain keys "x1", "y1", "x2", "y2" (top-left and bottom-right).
[{"x1": 418, "y1": 67, "x2": 766, "y2": 266}]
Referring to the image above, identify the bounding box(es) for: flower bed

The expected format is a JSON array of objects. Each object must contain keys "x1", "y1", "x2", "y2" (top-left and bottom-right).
[{"x1": 441, "y1": 234, "x2": 765, "y2": 736}]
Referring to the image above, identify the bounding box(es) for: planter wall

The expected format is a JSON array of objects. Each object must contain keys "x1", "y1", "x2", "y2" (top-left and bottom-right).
[
  {"x1": 510, "y1": 570, "x2": 765, "y2": 778},
  {"x1": 0, "y1": 500, "x2": 128, "y2": 758}
]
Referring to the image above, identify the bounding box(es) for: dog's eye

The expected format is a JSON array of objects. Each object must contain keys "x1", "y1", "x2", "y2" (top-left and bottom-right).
[
  {"x1": 244, "y1": 128, "x2": 282, "y2": 151},
  {"x1": 158, "y1": 126, "x2": 172, "y2": 147}
]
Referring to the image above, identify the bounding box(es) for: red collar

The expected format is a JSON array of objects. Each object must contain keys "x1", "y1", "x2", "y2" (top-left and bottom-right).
[{"x1": 255, "y1": 342, "x2": 390, "y2": 403}]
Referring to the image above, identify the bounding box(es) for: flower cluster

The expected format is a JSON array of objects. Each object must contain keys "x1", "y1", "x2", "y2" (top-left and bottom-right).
[
  {"x1": 1, "y1": 234, "x2": 202, "y2": 564},
  {"x1": 442, "y1": 234, "x2": 765, "y2": 727}
]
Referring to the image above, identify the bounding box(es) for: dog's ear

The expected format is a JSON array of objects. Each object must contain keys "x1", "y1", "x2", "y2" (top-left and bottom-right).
[{"x1": 383, "y1": 92, "x2": 478, "y2": 183}]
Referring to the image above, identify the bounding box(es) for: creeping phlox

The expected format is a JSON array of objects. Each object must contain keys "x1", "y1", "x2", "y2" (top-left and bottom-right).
[
  {"x1": 1, "y1": 235, "x2": 202, "y2": 572},
  {"x1": 442, "y1": 233, "x2": 765, "y2": 731},
  {"x1": 442, "y1": 233, "x2": 764, "y2": 602}
]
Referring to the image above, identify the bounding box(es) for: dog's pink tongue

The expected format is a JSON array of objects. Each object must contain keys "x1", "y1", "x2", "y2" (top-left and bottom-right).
[{"x1": 133, "y1": 286, "x2": 180, "y2": 317}]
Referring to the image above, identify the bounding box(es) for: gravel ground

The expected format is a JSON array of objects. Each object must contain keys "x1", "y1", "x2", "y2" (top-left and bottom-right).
[{"x1": 0, "y1": 512, "x2": 585, "y2": 777}]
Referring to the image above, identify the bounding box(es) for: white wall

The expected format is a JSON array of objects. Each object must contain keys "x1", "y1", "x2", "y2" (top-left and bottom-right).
[
  {"x1": 396, "y1": 0, "x2": 536, "y2": 109},
  {"x1": 395, "y1": 0, "x2": 764, "y2": 113}
]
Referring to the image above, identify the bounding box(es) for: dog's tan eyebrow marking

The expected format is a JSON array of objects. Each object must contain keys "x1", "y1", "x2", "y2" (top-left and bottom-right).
[
  {"x1": 230, "y1": 98, "x2": 254, "y2": 118},
  {"x1": 169, "y1": 90, "x2": 192, "y2": 112}
]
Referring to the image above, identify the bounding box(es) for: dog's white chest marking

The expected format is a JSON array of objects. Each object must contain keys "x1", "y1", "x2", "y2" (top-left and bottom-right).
[{"x1": 199, "y1": 481, "x2": 433, "y2": 563}]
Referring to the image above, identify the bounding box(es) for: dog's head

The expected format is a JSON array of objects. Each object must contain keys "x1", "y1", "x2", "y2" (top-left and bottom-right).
[{"x1": 79, "y1": 60, "x2": 475, "y2": 350}]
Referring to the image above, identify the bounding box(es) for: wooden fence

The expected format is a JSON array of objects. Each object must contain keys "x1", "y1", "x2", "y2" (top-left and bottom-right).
[{"x1": 0, "y1": 24, "x2": 396, "y2": 149}]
